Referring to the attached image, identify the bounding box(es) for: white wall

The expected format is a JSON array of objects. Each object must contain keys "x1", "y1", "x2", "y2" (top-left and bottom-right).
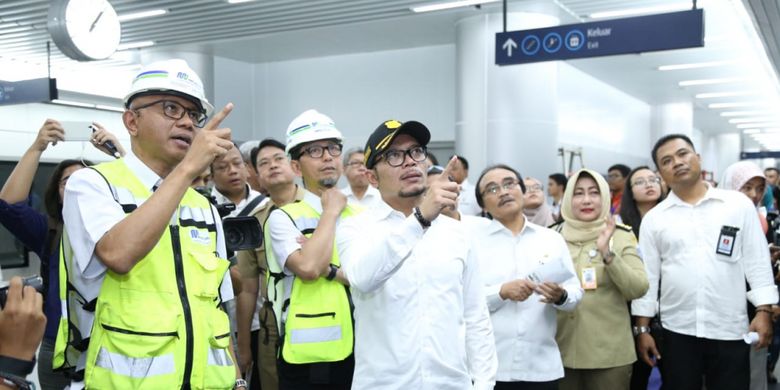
[
  {"x1": 557, "y1": 64, "x2": 653, "y2": 174},
  {"x1": 251, "y1": 45, "x2": 456, "y2": 150},
  {"x1": 213, "y1": 56, "x2": 256, "y2": 142}
]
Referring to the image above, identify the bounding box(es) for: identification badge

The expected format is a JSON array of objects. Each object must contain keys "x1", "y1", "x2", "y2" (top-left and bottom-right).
[
  {"x1": 582, "y1": 267, "x2": 597, "y2": 290},
  {"x1": 716, "y1": 226, "x2": 739, "y2": 256}
]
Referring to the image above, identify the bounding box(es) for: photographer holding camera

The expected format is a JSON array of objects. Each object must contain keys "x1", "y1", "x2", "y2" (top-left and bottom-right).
[{"x1": 0, "y1": 277, "x2": 46, "y2": 390}]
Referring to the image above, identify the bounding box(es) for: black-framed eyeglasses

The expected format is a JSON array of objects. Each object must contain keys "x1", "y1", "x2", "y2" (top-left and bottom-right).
[
  {"x1": 481, "y1": 179, "x2": 520, "y2": 196},
  {"x1": 631, "y1": 177, "x2": 662, "y2": 187},
  {"x1": 380, "y1": 146, "x2": 427, "y2": 167},
  {"x1": 132, "y1": 99, "x2": 208, "y2": 128},
  {"x1": 301, "y1": 143, "x2": 343, "y2": 159}
]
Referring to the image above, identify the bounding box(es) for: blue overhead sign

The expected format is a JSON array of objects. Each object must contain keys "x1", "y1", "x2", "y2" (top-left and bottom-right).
[
  {"x1": 496, "y1": 9, "x2": 704, "y2": 65},
  {"x1": 741, "y1": 151, "x2": 780, "y2": 159},
  {"x1": 0, "y1": 78, "x2": 58, "y2": 106}
]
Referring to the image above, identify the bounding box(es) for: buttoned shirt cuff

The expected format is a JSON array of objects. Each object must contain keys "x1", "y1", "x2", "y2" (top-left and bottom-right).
[
  {"x1": 473, "y1": 380, "x2": 495, "y2": 390},
  {"x1": 631, "y1": 298, "x2": 658, "y2": 318},
  {"x1": 747, "y1": 285, "x2": 780, "y2": 307},
  {"x1": 484, "y1": 283, "x2": 505, "y2": 312}
]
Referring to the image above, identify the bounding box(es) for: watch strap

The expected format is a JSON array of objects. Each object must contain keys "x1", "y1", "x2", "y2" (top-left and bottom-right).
[
  {"x1": 0, "y1": 355, "x2": 35, "y2": 377},
  {"x1": 413, "y1": 207, "x2": 431, "y2": 229},
  {"x1": 632, "y1": 325, "x2": 651, "y2": 337},
  {"x1": 326, "y1": 264, "x2": 339, "y2": 281}
]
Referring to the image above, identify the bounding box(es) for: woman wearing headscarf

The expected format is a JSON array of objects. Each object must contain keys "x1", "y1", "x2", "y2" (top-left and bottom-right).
[
  {"x1": 722, "y1": 160, "x2": 775, "y2": 390},
  {"x1": 522, "y1": 177, "x2": 555, "y2": 227},
  {"x1": 554, "y1": 168, "x2": 649, "y2": 390}
]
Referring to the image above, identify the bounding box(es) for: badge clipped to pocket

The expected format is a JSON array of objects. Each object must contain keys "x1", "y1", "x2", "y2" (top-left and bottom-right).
[
  {"x1": 716, "y1": 226, "x2": 740, "y2": 257},
  {"x1": 581, "y1": 267, "x2": 597, "y2": 290}
]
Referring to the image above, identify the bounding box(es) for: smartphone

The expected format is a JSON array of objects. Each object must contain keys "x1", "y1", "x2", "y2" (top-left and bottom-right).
[
  {"x1": 0, "y1": 275, "x2": 44, "y2": 309},
  {"x1": 60, "y1": 121, "x2": 94, "y2": 142}
]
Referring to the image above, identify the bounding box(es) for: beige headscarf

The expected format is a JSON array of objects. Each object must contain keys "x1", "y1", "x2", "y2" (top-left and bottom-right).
[{"x1": 560, "y1": 168, "x2": 611, "y2": 243}]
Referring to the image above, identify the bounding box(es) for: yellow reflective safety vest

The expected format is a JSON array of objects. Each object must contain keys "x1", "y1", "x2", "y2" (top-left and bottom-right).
[
  {"x1": 265, "y1": 199, "x2": 359, "y2": 364},
  {"x1": 63, "y1": 159, "x2": 235, "y2": 389}
]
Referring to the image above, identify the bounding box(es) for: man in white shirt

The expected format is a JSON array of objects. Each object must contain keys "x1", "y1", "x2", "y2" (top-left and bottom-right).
[
  {"x1": 62, "y1": 59, "x2": 242, "y2": 389},
  {"x1": 470, "y1": 164, "x2": 582, "y2": 389},
  {"x1": 338, "y1": 119, "x2": 497, "y2": 390},
  {"x1": 632, "y1": 134, "x2": 778, "y2": 390},
  {"x1": 341, "y1": 147, "x2": 381, "y2": 209},
  {"x1": 211, "y1": 143, "x2": 266, "y2": 217},
  {"x1": 451, "y1": 155, "x2": 482, "y2": 216}
]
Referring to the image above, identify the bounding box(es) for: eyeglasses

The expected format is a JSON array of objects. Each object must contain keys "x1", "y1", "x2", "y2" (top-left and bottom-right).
[
  {"x1": 526, "y1": 184, "x2": 543, "y2": 193},
  {"x1": 212, "y1": 160, "x2": 245, "y2": 173},
  {"x1": 631, "y1": 177, "x2": 662, "y2": 187},
  {"x1": 300, "y1": 143, "x2": 343, "y2": 159},
  {"x1": 481, "y1": 179, "x2": 520, "y2": 196},
  {"x1": 380, "y1": 146, "x2": 427, "y2": 167},
  {"x1": 346, "y1": 160, "x2": 365, "y2": 168},
  {"x1": 132, "y1": 99, "x2": 208, "y2": 128}
]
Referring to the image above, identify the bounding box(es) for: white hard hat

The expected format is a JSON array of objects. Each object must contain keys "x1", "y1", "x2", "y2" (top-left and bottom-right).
[
  {"x1": 123, "y1": 59, "x2": 214, "y2": 116},
  {"x1": 285, "y1": 109, "x2": 343, "y2": 155}
]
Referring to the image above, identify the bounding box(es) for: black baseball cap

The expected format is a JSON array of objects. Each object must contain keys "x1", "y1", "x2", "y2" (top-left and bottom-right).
[{"x1": 364, "y1": 119, "x2": 431, "y2": 169}]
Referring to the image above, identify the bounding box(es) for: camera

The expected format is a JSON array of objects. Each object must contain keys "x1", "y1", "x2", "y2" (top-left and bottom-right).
[
  {"x1": 0, "y1": 275, "x2": 44, "y2": 309},
  {"x1": 193, "y1": 186, "x2": 263, "y2": 253}
]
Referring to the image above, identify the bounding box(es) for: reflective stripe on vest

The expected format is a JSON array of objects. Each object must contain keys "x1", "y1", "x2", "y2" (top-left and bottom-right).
[
  {"x1": 78, "y1": 159, "x2": 234, "y2": 390},
  {"x1": 264, "y1": 200, "x2": 358, "y2": 364}
]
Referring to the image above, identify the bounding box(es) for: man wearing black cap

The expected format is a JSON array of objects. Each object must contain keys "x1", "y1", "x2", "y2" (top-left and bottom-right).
[{"x1": 337, "y1": 120, "x2": 497, "y2": 390}]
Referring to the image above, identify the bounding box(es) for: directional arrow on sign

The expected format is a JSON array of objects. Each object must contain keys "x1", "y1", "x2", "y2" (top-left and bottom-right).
[{"x1": 502, "y1": 38, "x2": 517, "y2": 57}]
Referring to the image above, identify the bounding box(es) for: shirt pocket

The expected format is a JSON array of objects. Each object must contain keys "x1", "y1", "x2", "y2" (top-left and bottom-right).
[{"x1": 714, "y1": 229, "x2": 742, "y2": 264}]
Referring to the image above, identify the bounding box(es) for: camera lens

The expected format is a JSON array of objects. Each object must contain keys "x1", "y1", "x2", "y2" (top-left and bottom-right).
[{"x1": 225, "y1": 227, "x2": 244, "y2": 248}]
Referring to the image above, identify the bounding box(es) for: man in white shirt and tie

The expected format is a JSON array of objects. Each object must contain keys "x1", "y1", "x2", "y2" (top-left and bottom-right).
[
  {"x1": 632, "y1": 134, "x2": 778, "y2": 390},
  {"x1": 337, "y1": 119, "x2": 497, "y2": 390}
]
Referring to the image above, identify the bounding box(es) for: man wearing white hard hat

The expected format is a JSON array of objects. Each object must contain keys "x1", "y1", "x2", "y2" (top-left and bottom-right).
[
  {"x1": 61, "y1": 59, "x2": 246, "y2": 389},
  {"x1": 264, "y1": 109, "x2": 358, "y2": 390}
]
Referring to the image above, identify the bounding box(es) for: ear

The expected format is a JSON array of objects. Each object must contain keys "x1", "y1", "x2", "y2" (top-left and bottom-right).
[
  {"x1": 290, "y1": 159, "x2": 303, "y2": 177},
  {"x1": 367, "y1": 169, "x2": 379, "y2": 188},
  {"x1": 123, "y1": 110, "x2": 139, "y2": 137}
]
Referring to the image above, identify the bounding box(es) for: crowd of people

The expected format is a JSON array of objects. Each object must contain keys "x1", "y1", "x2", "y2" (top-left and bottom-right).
[{"x1": 1, "y1": 59, "x2": 780, "y2": 390}]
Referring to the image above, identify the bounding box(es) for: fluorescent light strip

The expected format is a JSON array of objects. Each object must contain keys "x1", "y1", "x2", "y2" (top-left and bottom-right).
[
  {"x1": 679, "y1": 77, "x2": 745, "y2": 87},
  {"x1": 708, "y1": 102, "x2": 766, "y2": 109},
  {"x1": 729, "y1": 117, "x2": 778, "y2": 124},
  {"x1": 51, "y1": 100, "x2": 125, "y2": 112},
  {"x1": 695, "y1": 91, "x2": 756, "y2": 99},
  {"x1": 737, "y1": 123, "x2": 780, "y2": 129},
  {"x1": 743, "y1": 129, "x2": 761, "y2": 134},
  {"x1": 658, "y1": 60, "x2": 738, "y2": 71},
  {"x1": 721, "y1": 110, "x2": 772, "y2": 117},
  {"x1": 411, "y1": 0, "x2": 499, "y2": 13},
  {"x1": 117, "y1": 41, "x2": 155, "y2": 51},
  {"x1": 589, "y1": 3, "x2": 691, "y2": 19},
  {"x1": 117, "y1": 9, "x2": 167, "y2": 22}
]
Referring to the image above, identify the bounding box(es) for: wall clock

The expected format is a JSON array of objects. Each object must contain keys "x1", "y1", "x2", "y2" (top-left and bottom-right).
[{"x1": 48, "y1": 0, "x2": 121, "y2": 61}]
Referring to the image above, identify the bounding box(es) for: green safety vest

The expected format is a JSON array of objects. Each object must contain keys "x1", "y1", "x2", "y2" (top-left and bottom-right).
[
  {"x1": 57, "y1": 159, "x2": 236, "y2": 389},
  {"x1": 265, "y1": 200, "x2": 358, "y2": 365}
]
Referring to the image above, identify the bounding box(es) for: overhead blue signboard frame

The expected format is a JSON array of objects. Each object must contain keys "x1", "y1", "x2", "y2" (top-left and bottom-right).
[
  {"x1": 0, "y1": 78, "x2": 58, "y2": 106},
  {"x1": 496, "y1": 9, "x2": 705, "y2": 65}
]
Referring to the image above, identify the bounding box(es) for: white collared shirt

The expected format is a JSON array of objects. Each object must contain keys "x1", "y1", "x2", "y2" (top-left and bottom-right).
[
  {"x1": 458, "y1": 179, "x2": 483, "y2": 216},
  {"x1": 337, "y1": 201, "x2": 497, "y2": 390},
  {"x1": 266, "y1": 189, "x2": 324, "y2": 275},
  {"x1": 631, "y1": 185, "x2": 778, "y2": 340},
  {"x1": 62, "y1": 150, "x2": 233, "y2": 299},
  {"x1": 211, "y1": 184, "x2": 267, "y2": 217},
  {"x1": 467, "y1": 216, "x2": 582, "y2": 382},
  {"x1": 341, "y1": 184, "x2": 382, "y2": 210}
]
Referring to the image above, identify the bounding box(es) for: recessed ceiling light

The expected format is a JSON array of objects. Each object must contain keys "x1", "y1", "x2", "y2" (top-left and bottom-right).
[
  {"x1": 708, "y1": 102, "x2": 766, "y2": 109},
  {"x1": 720, "y1": 110, "x2": 772, "y2": 117},
  {"x1": 679, "y1": 77, "x2": 745, "y2": 87},
  {"x1": 728, "y1": 117, "x2": 778, "y2": 124},
  {"x1": 737, "y1": 122, "x2": 780, "y2": 129},
  {"x1": 117, "y1": 9, "x2": 167, "y2": 22},
  {"x1": 588, "y1": 3, "x2": 691, "y2": 19},
  {"x1": 410, "y1": 0, "x2": 499, "y2": 13},
  {"x1": 658, "y1": 60, "x2": 738, "y2": 71},
  {"x1": 695, "y1": 91, "x2": 756, "y2": 99}
]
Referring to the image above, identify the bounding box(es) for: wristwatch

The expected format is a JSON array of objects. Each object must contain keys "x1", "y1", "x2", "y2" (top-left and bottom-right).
[
  {"x1": 632, "y1": 325, "x2": 651, "y2": 337},
  {"x1": 326, "y1": 264, "x2": 339, "y2": 281},
  {"x1": 235, "y1": 378, "x2": 248, "y2": 389}
]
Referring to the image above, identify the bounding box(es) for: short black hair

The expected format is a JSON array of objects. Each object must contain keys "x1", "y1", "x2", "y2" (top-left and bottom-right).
[
  {"x1": 548, "y1": 173, "x2": 567, "y2": 189},
  {"x1": 475, "y1": 164, "x2": 526, "y2": 209},
  {"x1": 251, "y1": 138, "x2": 286, "y2": 169},
  {"x1": 608, "y1": 164, "x2": 630, "y2": 178},
  {"x1": 651, "y1": 134, "x2": 696, "y2": 168},
  {"x1": 451, "y1": 155, "x2": 469, "y2": 170},
  {"x1": 765, "y1": 167, "x2": 780, "y2": 174},
  {"x1": 427, "y1": 152, "x2": 439, "y2": 166}
]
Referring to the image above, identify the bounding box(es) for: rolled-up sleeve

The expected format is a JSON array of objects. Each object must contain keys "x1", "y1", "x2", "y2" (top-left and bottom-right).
[{"x1": 742, "y1": 204, "x2": 779, "y2": 306}]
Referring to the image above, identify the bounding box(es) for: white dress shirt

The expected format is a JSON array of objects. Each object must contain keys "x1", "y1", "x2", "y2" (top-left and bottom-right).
[
  {"x1": 458, "y1": 179, "x2": 483, "y2": 216},
  {"x1": 341, "y1": 184, "x2": 382, "y2": 210},
  {"x1": 211, "y1": 184, "x2": 267, "y2": 217},
  {"x1": 467, "y1": 216, "x2": 582, "y2": 382},
  {"x1": 337, "y1": 201, "x2": 497, "y2": 390},
  {"x1": 631, "y1": 185, "x2": 778, "y2": 340},
  {"x1": 63, "y1": 150, "x2": 233, "y2": 299}
]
